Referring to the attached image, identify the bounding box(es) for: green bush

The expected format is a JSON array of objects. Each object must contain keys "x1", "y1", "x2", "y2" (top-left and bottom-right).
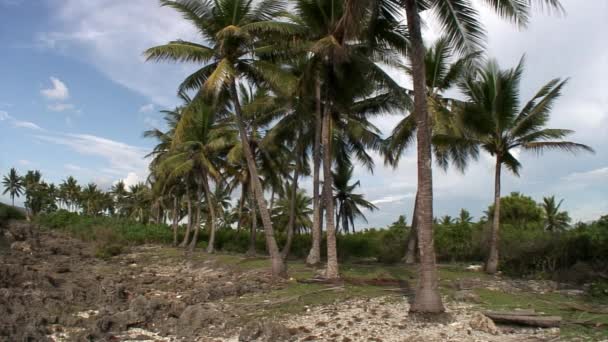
[
  {"x1": 35, "y1": 210, "x2": 608, "y2": 278},
  {"x1": 0, "y1": 203, "x2": 25, "y2": 225}
]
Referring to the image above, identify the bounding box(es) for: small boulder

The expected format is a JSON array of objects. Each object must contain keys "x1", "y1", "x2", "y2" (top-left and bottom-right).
[
  {"x1": 177, "y1": 303, "x2": 225, "y2": 337},
  {"x1": 454, "y1": 290, "x2": 481, "y2": 303},
  {"x1": 239, "y1": 321, "x2": 292, "y2": 342},
  {"x1": 10, "y1": 241, "x2": 32, "y2": 253},
  {"x1": 469, "y1": 312, "x2": 499, "y2": 335}
]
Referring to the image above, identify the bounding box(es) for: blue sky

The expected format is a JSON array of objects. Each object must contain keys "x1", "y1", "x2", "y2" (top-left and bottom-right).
[{"x1": 0, "y1": 0, "x2": 606, "y2": 227}]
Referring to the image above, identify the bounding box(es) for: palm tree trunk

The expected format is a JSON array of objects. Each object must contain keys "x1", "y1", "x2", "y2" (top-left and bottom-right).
[
  {"x1": 11, "y1": 196, "x2": 15, "y2": 207},
  {"x1": 247, "y1": 181, "x2": 257, "y2": 257},
  {"x1": 172, "y1": 195, "x2": 178, "y2": 246},
  {"x1": 342, "y1": 211, "x2": 349, "y2": 234},
  {"x1": 281, "y1": 147, "x2": 301, "y2": 260},
  {"x1": 404, "y1": 191, "x2": 419, "y2": 264},
  {"x1": 189, "y1": 182, "x2": 203, "y2": 251},
  {"x1": 306, "y1": 78, "x2": 323, "y2": 266},
  {"x1": 269, "y1": 189, "x2": 276, "y2": 212},
  {"x1": 230, "y1": 80, "x2": 286, "y2": 278},
  {"x1": 322, "y1": 109, "x2": 339, "y2": 279},
  {"x1": 404, "y1": 0, "x2": 444, "y2": 314},
  {"x1": 180, "y1": 196, "x2": 192, "y2": 248},
  {"x1": 486, "y1": 157, "x2": 502, "y2": 274},
  {"x1": 237, "y1": 182, "x2": 246, "y2": 232},
  {"x1": 203, "y1": 172, "x2": 217, "y2": 254}
]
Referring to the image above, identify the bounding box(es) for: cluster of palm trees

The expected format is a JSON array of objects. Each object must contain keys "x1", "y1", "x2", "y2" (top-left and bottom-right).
[
  {"x1": 139, "y1": 0, "x2": 595, "y2": 313},
  {"x1": 0, "y1": 169, "x2": 158, "y2": 222}
]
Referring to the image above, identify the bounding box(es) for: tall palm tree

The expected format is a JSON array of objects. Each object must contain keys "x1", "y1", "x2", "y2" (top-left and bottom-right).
[
  {"x1": 451, "y1": 58, "x2": 593, "y2": 274},
  {"x1": 386, "y1": 37, "x2": 479, "y2": 265},
  {"x1": 2, "y1": 168, "x2": 24, "y2": 207},
  {"x1": 145, "y1": 0, "x2": 299, "y2": 278},
  {"x1": 280, "y1": 0, "x2": 407, "y2": 277},
  {"x1": 396, "y1": 0, "x2": 564, "y2": 314},
  {"x1": 333, "y1": 164, "x2": 378, "y2": 233},
  {"x1": 541, "y1": 195, "x2": 570, "y2": 232}
]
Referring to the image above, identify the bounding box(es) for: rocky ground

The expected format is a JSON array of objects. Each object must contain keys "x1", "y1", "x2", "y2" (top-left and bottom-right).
[{"x1": 0, "y1": 221, "x2": 600, "y2": 341}]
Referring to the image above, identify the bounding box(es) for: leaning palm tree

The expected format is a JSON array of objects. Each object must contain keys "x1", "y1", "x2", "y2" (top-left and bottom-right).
[
  {"x1": 333, "y1": 164, "x2": 378, "y2": 233},
  {"x1": 2, "y1": 168, "x2": 24, "y2": 207},
  {"x1": 450, "y1": 58, "x2": 593, "y2": 274},
  {"x1": 541, "y1": 195, "x2": 570, "y2": 232},
  {"x1": 145, "y1": 0, "x2": 299, "y2": 278}
]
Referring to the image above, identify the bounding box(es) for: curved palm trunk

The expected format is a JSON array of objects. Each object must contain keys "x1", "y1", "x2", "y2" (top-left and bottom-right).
[
  {"x1": 230, "y1": 80, "x2": 286, "y2": 278},
  {"x1": 172, "y1": 195, "x2": 179, "y2": 246},
  {"x1": 247, "y1": 181, "x2": 257, "y2": 256},
  {"x1": 322, "y1": 109, "x2": 339, "y2": 279},
  {"x1": 236, "y1": 182, "x2": 246, "y2": 232},
  {"x1": 306, "y1": 79, "x2": 323, "y2": 266},
  {"x1": 188, "y1": 183, "x2": 203, "y2": 251},
  {"x1": 281, "y1": 150, "x2": 301, "y2": 260},
  {"x1": 403, "y1": 191, "x2": 419, "y2": 264},
  {"x1": 486, "y1": 157, "x2": 502, "y2": 274},
  {"x1": 180, "y1": 197, "x2": 192, "y2": 248},
  {"x1": 404, "y1": 0, "x2": 444, "y2": 314},
  {"x1": 203, "y1": 172, "x2": 217, "y2": 254}
]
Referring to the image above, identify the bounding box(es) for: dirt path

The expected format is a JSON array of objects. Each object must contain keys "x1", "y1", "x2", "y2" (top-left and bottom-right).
[{"x1": 0, "y1": 221, "x2": 574, "y2": 341}]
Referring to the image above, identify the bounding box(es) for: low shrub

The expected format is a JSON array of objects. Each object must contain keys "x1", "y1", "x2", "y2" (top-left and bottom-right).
[{"x1": 0, "y1": 203, "x2": 25, "y2": 225}]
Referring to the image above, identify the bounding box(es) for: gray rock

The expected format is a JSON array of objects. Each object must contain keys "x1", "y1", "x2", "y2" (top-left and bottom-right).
[
  {"x1": 239, "y1": 321, "x2": 292, "y2": 342},
  {"x1": 177, "y1": 303, "x2": 225, "y2": 337}
]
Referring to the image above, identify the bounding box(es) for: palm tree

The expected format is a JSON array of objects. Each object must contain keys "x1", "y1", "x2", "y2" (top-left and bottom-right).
[
  {"x1": 386, "y1": 37, "x2": 479, "y2": 265},
  {"x1": 160, "y1": 100, "x2": 233, "y2": 252},
  {"x1": 60, "y1": 176, "x2": 81, "y2": 212},
  {"x1": 439, "y1": 215, "x2": 454, "y2": 226},
  {"x1": 273, "y1": 188, "x2": 313, "y2": 235},
  {"x1": 279, "y1": 0, "x2": 407, "y2": 277},
  {"x1": 80, "y1": 183, "x2": 101, "y2": 216},
  {"x1": 396, "y1": 0, "x2": 565, "y2": 314},
  {"x1": 451, "y1": 58, "x2": 593, "y2": 274},
  {"x1": 541, "y1": 196, "x2": 570, "y2": 232},
  {"x1": 145, "y1": 0, "x2": 299, "y2": 278},
  {"x1": 111, "y1": 180, "x2": 129, "y2": 217},
  {"x1": 457, "y1": 209, "x2": 473, "y2": 224},
  {"x1": 333, "y1": 164, "x2": 378, "y2": 233},
  {"x1": 2, "y1": 168, "x2": 24, "y2": 207}
]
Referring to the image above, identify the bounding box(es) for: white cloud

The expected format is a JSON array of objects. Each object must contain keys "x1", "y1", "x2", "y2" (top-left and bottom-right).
[
  {"x1": 40, "y1": 0, "x2": 200, "y2": 106},
  {"x1": 121, "y1": 172, "x2": 142, "y2": 188},
  {"x1": 64, "y1": 163, "x2": 84, "y2": 172},
  {"x1": 372, "y1": 194, "x2": 415, "y2": 205},
  {"x1": 17, "y1": 159, "x2": 32, "y2": 166},
  {"x1": 139, "y1": 103, "x2": 155, "y2": 113},
  {"x1": 0, "y1": 111, "x2": 44, "y2": 131},
  {"x1": 41, "y1": 77, "x2": 70, "y2": 101},
  {"x1": 35, "y1": 132, "x2": 150, "y2": 192},
  {"x1": 13, "y1": 120, "x2": 43, "y2": 130},
  {"x1": 48, "y1": 103, "x2": 75, "y2": 112},
  {"x1": 563, "y1": 167, "x2": 608, "y2": 184}
]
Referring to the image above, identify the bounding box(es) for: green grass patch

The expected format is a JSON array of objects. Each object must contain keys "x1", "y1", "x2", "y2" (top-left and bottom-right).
[{"x1": 475, "y1": 288, "x2": 608, "y2": 340}]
